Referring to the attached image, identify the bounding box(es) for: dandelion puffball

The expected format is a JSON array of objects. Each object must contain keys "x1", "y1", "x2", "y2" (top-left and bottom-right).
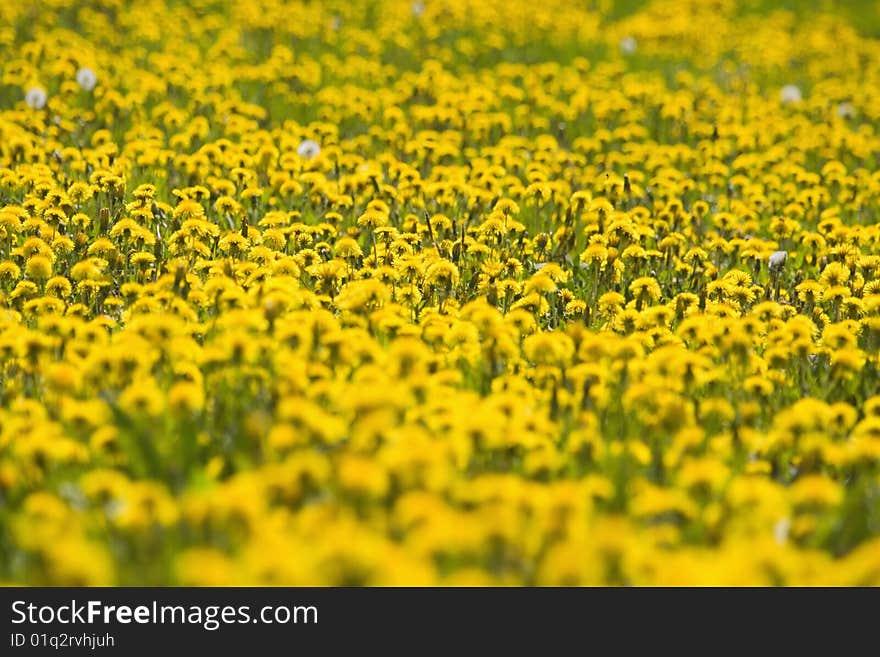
[
  {"x1": 297, "y1": 139, "x2": 321, "y2": 159},
  {"x1": 25, "y1": 86, "x2": 47, "y2": 109},
  {"x1": 780, "y1": 84, "x2": 802, "y2": 104},
  {"x1": 620, "y1": 36, "x2": 637, "y2": 55},
  {"x1": 768, "y1": 250, "x2": 788, "y2": 272},
  {"x1": 76, "y1": 67, "x2": 97, "y2": 91},
  {"x1": 836, "y1": 101, "x2": 855, "y2": 119},
  {"x1": 412, "y1": 1, "x2": 425, "y2": 17},
  {"x1": 773, "y1": 518, "x2": 791, "y2": 545}
]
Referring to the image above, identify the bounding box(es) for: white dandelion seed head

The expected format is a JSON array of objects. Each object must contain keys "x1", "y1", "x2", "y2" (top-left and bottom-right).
[
  {"x1": 768, "y1": 250, "x2": 788, "y2": 272},
  {"x1": 330, "y1": 15, "x2": 342, "y2": 31},
  {"x1": 780, "y1": 84, "x2": 802, "y2": 104},
  {"x1": 76, "y1": 66, "x2": 97, "y2": 91},
  {"x1": 773, "y1": 517, "x2": 791, "y2": 545},
  {"x1": 297, "y1": 139, "x2": 321, "y2": 159},
  {"x1": 412, "y1": 1, "x2": 425, "y2": 17},
  {"x1": 620, "y1": 35, "x2": 637, "y2": 55},
  {"x1": 836, "y1": 101, "x2": 855, "y2": 119},
  {"x1": 25, "y1": 86, "x2": 47, "y2": 110}
]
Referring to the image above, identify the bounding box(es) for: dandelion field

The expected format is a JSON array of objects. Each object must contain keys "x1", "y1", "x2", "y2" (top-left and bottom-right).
[{"x1": 1, "y1": 0, "x2": 880, "y2": 586}]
